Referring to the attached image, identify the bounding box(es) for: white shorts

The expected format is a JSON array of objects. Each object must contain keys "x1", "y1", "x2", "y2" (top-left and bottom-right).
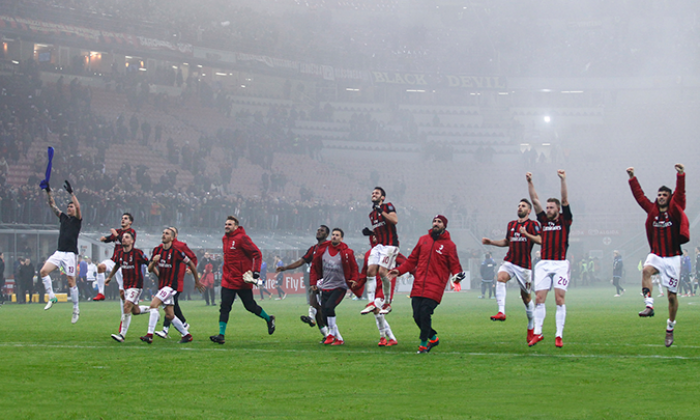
[
  {"x1": 101, "y1": 259, "x2": 124, "y2": 290},
  {"x1": 644, "y1": 254, "x2": 681, "y2": 293},
  {"x1": 123, "y1": 288, "x2": 143, "y2": 305},
  {"x1": 154, "y1": 286, "x2": 177, "y2": 306},
  {"x1": 498, "y1": 261, "x2": 532, "y2": 293},
  {"x1": 534, "y1": 260, "x2": 571, "y2": 292},
  {"x1": 368, "y1": 244, "x2": 399, "y2": 269},
  {"x1": 48, "y1": 251, "x2": 77, "y2": 278}
]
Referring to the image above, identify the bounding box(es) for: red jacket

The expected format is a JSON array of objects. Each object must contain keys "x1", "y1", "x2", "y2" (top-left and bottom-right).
[
  {"x1": 310, "y1": 241, "x2": 360, "y2": 296},
  {"x1": 222, "y1": 226, "x2": 262, "y2": 290},
  {"x1": 629, "y1": 172, "x2": 690, "y2": 249},
  {"x1": 173, "y1": 238, "x2": 198, "y2": 292},
  {"x1": 395, "y1": 229, "x2": 462, "y2": 304}
]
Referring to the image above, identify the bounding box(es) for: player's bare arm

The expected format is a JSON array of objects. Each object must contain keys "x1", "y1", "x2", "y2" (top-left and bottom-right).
[
  {"x1": 105, "y1": 263, "x2": 119, "y2": 285},
  {"x1": 526, "y1": 172, "x2": 543, "y2": 214},
  {"x1": 482, "y1": 237, "x2": 508, "y2": 247},
  {"x1": 558, "y1": 170, "x2": 569, "y2": 206},
  {"x1": 519, "y1": 226, "x2": 542, "y2": 244},
  {"x1": 626, "y1": 167, "x2": 635, "y2": 179},
  {"x1": 387, "y1": 268, "x2": 400, "y2": 280},
  {"x1": 71, "y1": 193, "x2": 82, "y2": 220},
  {"x1": 675, "y1": 163, "x2": 684, "y2": 174},
  {"x1": 277, "y1": 258, "x2": 304, "y2": 272},
  {"x1": 148, "y1": 254, "x2": 161, "y2": 273},
  {"x1": 188, "y1": 259, "x2": 205, "y2": 293},
  {"x1": 46, "y1": 190, "x2": 61, "y2": 218}
]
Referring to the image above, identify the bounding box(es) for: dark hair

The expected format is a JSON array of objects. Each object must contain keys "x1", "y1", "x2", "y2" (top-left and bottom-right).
[
  {"x1": 320, "y1": 225, "x2": 330, "y2": 235},
  {"x1": 374, "y1": 186, "x2": 386, "y2": 198},
  {"x1": 658, "y1": 186, "x2": 672, "y2": 194},
  {"x1": 520, "y1": 198, "x2": 532, "y2": 208},
  {"x1": 168, "y1": 226, "x2": 178, "y2": 236},
  {"x1": 123, "y1": 212, "x2": 134, "y2": 222},
  {"x1": 227, "y1": 215, "x2": 239, "y2": 226},
  {"x1": 547, "y1": 198, "x2": 561, "y2": 209},
  {"x1": 332, "y1": 228, "x2": 345, "y2": 238},
  {"x1": 122, "y1": 231, "x2": 134, "y2": 240}
]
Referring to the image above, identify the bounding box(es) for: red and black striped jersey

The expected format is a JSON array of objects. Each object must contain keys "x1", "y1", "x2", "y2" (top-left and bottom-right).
[
  {"x1": 503, "y1": 219, "x2": 541, "y2": 269},
  {"x1": 369, "y1": 202, "x2": 399, "y2": 247},
  {"x1": 152, "y1": 244, "x2": 191, "y2": 290},
  {"x1": 648, "y1": 210, "x2": 683, "y2": 257},
  {"x1": 105, "y1": 227, "x2": 136, "y2": 259},
  {"x1": 111, "y1": 247, "x2": 148, "y2": 289},
  {"x1": 537, "y1": 205, "x2": 572, "y2": 261}
]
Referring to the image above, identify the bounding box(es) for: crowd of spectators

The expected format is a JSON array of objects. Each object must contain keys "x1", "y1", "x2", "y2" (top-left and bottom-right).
[{"x1": 7, "y1": 0, "x2": 700, "y2": 78}]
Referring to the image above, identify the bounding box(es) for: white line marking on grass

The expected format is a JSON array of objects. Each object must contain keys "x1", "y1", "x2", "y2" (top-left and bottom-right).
[{"x1": 1, "y1": 342, "x2": 699, "y2": 360}]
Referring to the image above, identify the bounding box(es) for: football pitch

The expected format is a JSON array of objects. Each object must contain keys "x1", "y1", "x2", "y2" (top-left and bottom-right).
[{"x1": 1, "y1": 287, "x2": 699, "y2": 419}]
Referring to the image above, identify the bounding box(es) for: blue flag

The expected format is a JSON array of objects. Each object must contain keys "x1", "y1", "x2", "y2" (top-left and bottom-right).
[{"x1": 39, "y1": 146, "x2": 54, "y2": 190}]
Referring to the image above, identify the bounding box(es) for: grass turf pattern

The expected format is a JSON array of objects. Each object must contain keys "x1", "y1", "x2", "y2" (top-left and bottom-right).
[{"x1": 1, "y1": 287, "x2": 699, "y2": 419}]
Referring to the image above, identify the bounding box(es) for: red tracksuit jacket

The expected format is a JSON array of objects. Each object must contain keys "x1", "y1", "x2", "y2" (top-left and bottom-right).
[{"x1": 222, "y1": 226, "x2": 262, "y2": 290}]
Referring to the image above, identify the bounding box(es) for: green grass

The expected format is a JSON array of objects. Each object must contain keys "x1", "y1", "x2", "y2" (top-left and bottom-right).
[{"x1": 2, "y1": 287, "x2": 700, "y2": 419}]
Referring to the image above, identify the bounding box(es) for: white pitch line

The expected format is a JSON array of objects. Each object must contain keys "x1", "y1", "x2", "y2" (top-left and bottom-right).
[{"x1": 1, "y1": 342, "x2": 699, "y2": 360}]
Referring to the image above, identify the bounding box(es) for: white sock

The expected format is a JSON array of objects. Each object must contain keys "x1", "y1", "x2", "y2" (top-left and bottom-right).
[
  {"x1": 374, "y1": 314, "x2": 386, "y2": 338},
  {"x1": 667, "y1": 319, "x2": 676, "y2": 331},
  {"x1": 308, "y1": 306, "x2": 317, "y2": 319},
  {"x1": 119, "y1": 297, "x2": 125, "y2": 317},
  {"x1": 138, "y1": 305, "x2": 150, "y2": 314},
  {"x1": 555, "y1": 305, "x2": 566, "y2": 338},
  {"x1": 120, "y1": 313, "x2": 132, "y2": 337},
  {"x1": 534, "y1": 303, "x2": 546, "y2": 335},
  {"x1": 367, "y1": 280, "x2": 376, "y2": 302},
  {"x1": 171, "y1": 316, "x2": 189, "y2": 336},
  {"x1": 320, "y1": 326, "x2": 329, "y2": 337},
  {"x1": 42, "y1": 276, "x2": 56, "y2": 300},
  {"x1": 163, "y1": 324, "x2": 170, "y2": 333},
  {"x1": 525, "y1": 300, "x2": 535, "y2": 330},
  {"x1": 96, "y1": 272, "x2": 105, "y2": 294},
  {"x1": 644, "y1": 295, "x2": 654, "y2": 308},
  {"x1": 70, "y1": 286, "x2": 79, "y2": 310},
  {"x1": 380, "y1": 275, "x2": 391, "y2": 304},
  {"x1": 382, "y1": 316, "x2": 396, "y2": 341},
  {"x1": 496, "y1": 282, "x2": 506, "y2": 313},
  {"x1": 147, "y1": 308, "x2": 160, "y2": 334},
  {"x1": 327, "y1": 316, "x2": 343, "y2": 340}
]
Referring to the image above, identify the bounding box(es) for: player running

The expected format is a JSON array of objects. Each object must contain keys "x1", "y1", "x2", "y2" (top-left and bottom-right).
[
  {"x1": 276, "y1": 225, "x2": 331, "y2": 339},
  {"x1": 154, "y1": 226, "x2": 197, "y2": 339},
  {"x1": 95, "y1": 213, "x2": 136, "y2": 302},
  {"x1": 627, "y1": 164, "x2": 689, "y2": 347},
  {"x1": 362, "y1": 187, "x2": 399, "y2": 314},
  {"x1": 310, "y1": 228, "x2": 360, "y2": 346},
  {"x1": 482, "y1": 199, "x2": 542, "y2": 343},
  {"x1": 141, "y1": 228, "x2": 202, "y2": 344},
  {"x1": 388, "y1": 215, "x2": 464, "y2": 354},
  {"x1": 105, "y1": 232, "x2": 151, "y2": 342},
  {"x1": 210, "y1": 216, "x2": 275, "y2": 345},
  {"x1": 40, "y1": 180, "x2": 82, "y2": 324},
  {"x1": 523, "y1": 170, "x2": 572, "y2": 348}
]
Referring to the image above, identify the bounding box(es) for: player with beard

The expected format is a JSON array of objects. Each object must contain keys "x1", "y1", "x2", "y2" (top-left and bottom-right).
[
  {"x1": 210, "y1": 216, "x2": 275, "y2": 345},
  {"x1": 388, "y1": 215, "x2": 464, "y2": 354},
  {"x1": 309, "y1": 228, "x2": 360, "y2": 346},
  {"x1": 482, "y1": 199, "x2": 542, "y2": 343},
  {"x1": 627, "y1": 164, "x2": 689, "y2": 347},
  {"x1": 141, "y1": 228, "x2": 202, "y2": 344},
  {"x1": 276, "y1": 225, "x2": 331, "y2": 339},
  {"x1": 40, "y1": 180, "x2": 82, "y2": 324},
  {"x1": 362, "y1": 187, "x2": 399, "y2": 315},
  {"x1": 95, "y1": 213, "x2": 136, "y2": 301},
  {"x1": 523, "y1": 171, "x2": 572, "y2": 348},
  {"x1": 154, "y1": 226, "x2": 197, "y2": 339},
  {"x1": 106, "y1": 232, "x2": 151, "y2": 342}
]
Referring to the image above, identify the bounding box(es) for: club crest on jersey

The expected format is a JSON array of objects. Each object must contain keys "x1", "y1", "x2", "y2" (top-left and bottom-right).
[
  {"x1": 230, "y1": 241, "x2": 236, "y2": 249},
  {"x1": 436, "y1": 245, "x2": 444, "y2": 255}
]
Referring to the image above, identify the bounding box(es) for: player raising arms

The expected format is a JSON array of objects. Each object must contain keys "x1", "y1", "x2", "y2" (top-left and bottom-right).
[
  {"x1": 627, "y1": 164, "x2": 689, "y2": 347},
  {"x1": 40, "y1": 180, "x2": 82, "y2": 324},
  {"x1": 276, "y1": 225, "x2": 330, "y2": 339},
  {"x1": 482, "y1": 199, "x2": 541, "y2": 342},
  {"x1": 95, "y1": 213, "x2": 136, "y2": 302},
  {"x1": 362, "y1": 187, "x2": 399, "y2": 314},
  {"x1": 524, "y1": 170, "x2": 572, "y2": 348},
  {"x1": 141, "y1": 228, "x2": 202, "y2": 344},
  {"x1": 105, "y1": 231, "x2": 151, "y2": 342}
]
